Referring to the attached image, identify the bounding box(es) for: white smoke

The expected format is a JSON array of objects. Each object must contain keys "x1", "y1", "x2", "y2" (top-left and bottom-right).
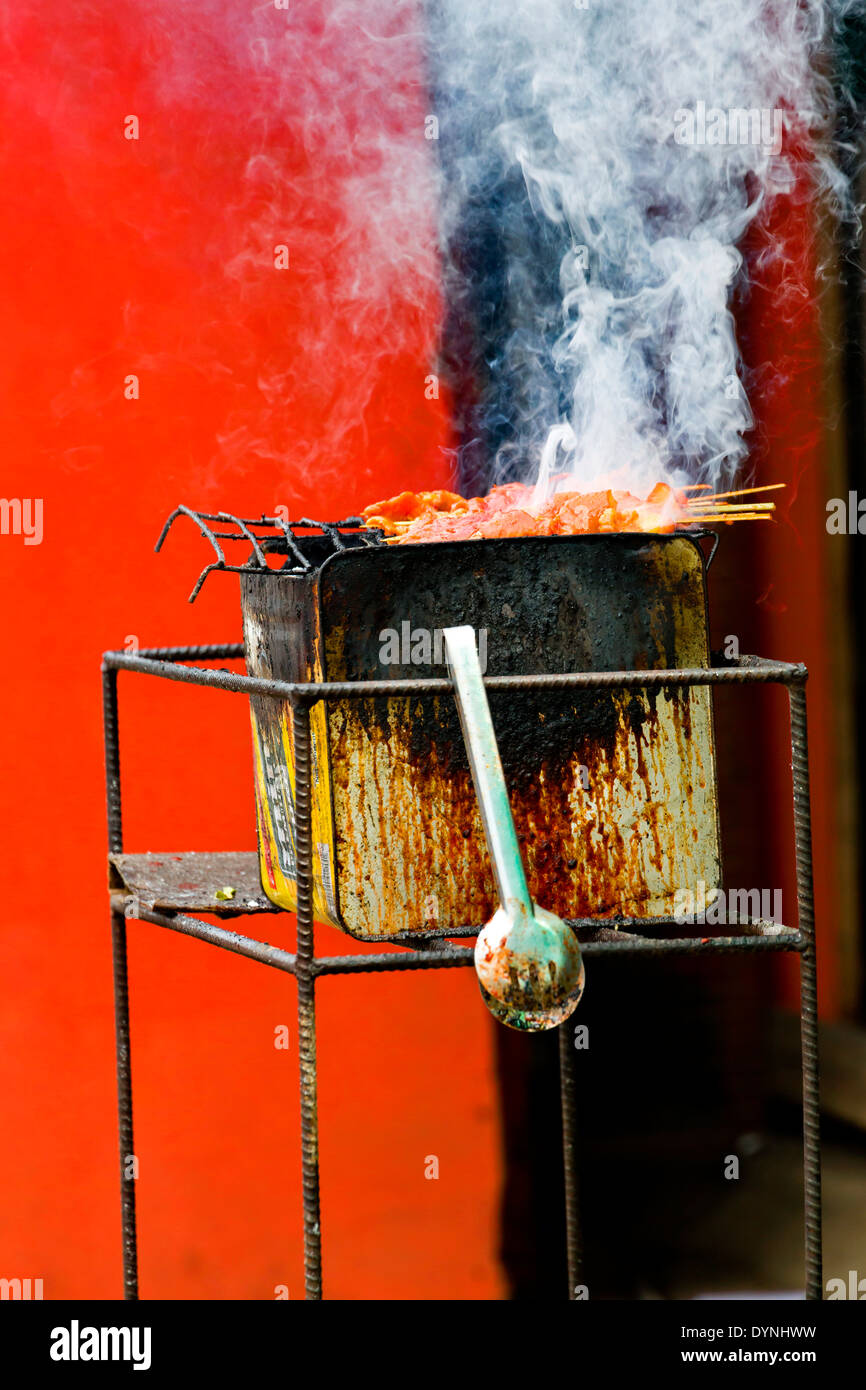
[{"x1": 427, "y1": 0, "x2": 863, "y2": 497}]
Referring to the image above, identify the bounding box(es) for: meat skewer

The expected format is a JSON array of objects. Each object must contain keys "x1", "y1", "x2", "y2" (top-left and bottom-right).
[{"x1": 360, "y1": 479, "x2": 782, "y2": 544}]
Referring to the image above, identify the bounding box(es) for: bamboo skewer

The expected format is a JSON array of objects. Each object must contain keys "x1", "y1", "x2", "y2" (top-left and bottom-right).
[
  {"x1": 679, "y1": 480, "x2": 783, "y2": 526},
  {"x1": 680, "y1": 512, "x2": 771, "y2": 523},
  {"x1": 686, "y1": 502, "x2": 776, "y2": 514},
  {"x1": 687, "y1": 482, "x2": 785, "y2": 503}
]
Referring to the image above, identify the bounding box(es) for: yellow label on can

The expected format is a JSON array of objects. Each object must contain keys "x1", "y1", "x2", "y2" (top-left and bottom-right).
[{"x1": 250, "y1": 699, "x2": 339, "y2": 925}]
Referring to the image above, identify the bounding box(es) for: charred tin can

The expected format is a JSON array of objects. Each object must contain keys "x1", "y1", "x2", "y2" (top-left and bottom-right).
[{"x1": 241, "y1": 532, "x2": 721, "y2": 940}]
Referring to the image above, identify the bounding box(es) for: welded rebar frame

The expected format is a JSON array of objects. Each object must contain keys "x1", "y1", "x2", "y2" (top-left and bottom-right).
[{"x1": 101, "y1": 643, "x2": 822, "y2": 1301}]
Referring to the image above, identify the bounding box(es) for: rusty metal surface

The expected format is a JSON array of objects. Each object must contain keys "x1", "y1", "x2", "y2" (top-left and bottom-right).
[
  {"x1": 314, "y1": 533, "x2": 721, "y2": 939},
  {"x1": 109, "y1": 851, "x2": 279, "y2": 915}
]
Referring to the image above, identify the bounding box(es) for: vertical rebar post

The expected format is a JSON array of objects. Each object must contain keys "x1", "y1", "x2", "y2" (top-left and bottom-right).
[
  {"x1": 558, "y1": 1021, "x2": 582, "y2": 1299},
  {"x1": 103, "y1": 666, "x2": 123, "y2": 854},
  {"x1": 292, "y1": 697, "x2": 323, "y2": 1300},
  {"x1": 788, "y1": 679, "x2": 822, "y2": 1301},
  {"x1": 102, "y1": 664, "x2": 139, "y2": 1300}
]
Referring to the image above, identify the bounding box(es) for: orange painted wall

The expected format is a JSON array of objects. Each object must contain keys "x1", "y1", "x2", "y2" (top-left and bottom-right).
[{"x1": 0, "y1": 4, "x2": 505, "y2": 1299}]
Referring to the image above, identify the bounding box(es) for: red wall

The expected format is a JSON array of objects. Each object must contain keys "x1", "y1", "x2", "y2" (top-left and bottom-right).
[{"x1": 0, "y1": 4, "x2": 504, "y2": 1299}]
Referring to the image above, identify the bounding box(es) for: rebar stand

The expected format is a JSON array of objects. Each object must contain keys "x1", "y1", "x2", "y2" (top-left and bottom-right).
[{"x1": 102, "y1": 644, "x2": 822, "y2": 1301}]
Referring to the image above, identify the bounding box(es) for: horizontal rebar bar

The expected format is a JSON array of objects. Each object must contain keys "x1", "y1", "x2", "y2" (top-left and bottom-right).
[
  {"x1": 103, "y1": 649, "x2": 807, "y2": 704},
  {"x1": 128, "y1": 905, "x2": 298, "y2": 973},
  {"x1": 132, "y1": 643, "x2": 245, "y2": 663},
  {"x1": 310, "y1": 932, "x2": 804, "y2": 968},
  {"x1": 125, "y1": 903, "x2": 804, "y2": 971}
]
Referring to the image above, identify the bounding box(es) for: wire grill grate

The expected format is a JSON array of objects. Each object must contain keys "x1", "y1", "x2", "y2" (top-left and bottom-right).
[{"x1": 155, "y1": 505, "x2": 385, "y2": 601}]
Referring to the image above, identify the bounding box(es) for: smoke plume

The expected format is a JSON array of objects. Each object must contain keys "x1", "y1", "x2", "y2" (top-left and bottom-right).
[{"x1": 426, "y1": 0, "x2": 863, "y2": 497}]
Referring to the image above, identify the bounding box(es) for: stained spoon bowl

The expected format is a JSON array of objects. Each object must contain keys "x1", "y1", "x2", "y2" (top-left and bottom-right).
[{"x1": 474, "y1": 905, "x2": 586, "y2": 1032}]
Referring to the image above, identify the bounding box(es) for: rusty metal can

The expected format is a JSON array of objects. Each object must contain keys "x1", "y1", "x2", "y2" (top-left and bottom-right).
[{"x1": 241, "y1": 532, "x2": 721, "y2": 940}]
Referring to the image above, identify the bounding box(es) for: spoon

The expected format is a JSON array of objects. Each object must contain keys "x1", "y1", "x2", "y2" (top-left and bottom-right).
[{"x1": 442, "y1": 626, "x2": 585, "y2": 1031}]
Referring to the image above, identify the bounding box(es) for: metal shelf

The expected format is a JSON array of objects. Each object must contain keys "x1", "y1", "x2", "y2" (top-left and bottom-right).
[{"x1": 102, "y1": 644, "x2": 822, "y2": 1301}]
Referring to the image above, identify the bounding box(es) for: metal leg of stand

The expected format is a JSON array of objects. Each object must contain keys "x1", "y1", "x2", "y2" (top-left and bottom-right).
[{"x1": 293, "y1": 700, "x2": 323, "y2": 1300}]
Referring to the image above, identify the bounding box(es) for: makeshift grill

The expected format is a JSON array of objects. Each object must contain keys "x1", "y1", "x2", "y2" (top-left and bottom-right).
[{"x1": 103, "y1": 510, "x2": 822, "y2": 1299}]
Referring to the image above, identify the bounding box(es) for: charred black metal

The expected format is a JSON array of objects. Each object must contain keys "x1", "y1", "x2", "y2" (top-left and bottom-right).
[
  {"x1": 155, "y1": 507, "x2": 384, "y2": 602},
  {"x1": 313, "y1": 532, "x2": 709, "y2": 775}
]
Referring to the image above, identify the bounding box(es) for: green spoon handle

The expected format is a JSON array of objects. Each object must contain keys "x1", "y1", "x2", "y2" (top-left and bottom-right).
[{"x1": 443, "y1": 626, "x2": 534, "y2": 923}]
